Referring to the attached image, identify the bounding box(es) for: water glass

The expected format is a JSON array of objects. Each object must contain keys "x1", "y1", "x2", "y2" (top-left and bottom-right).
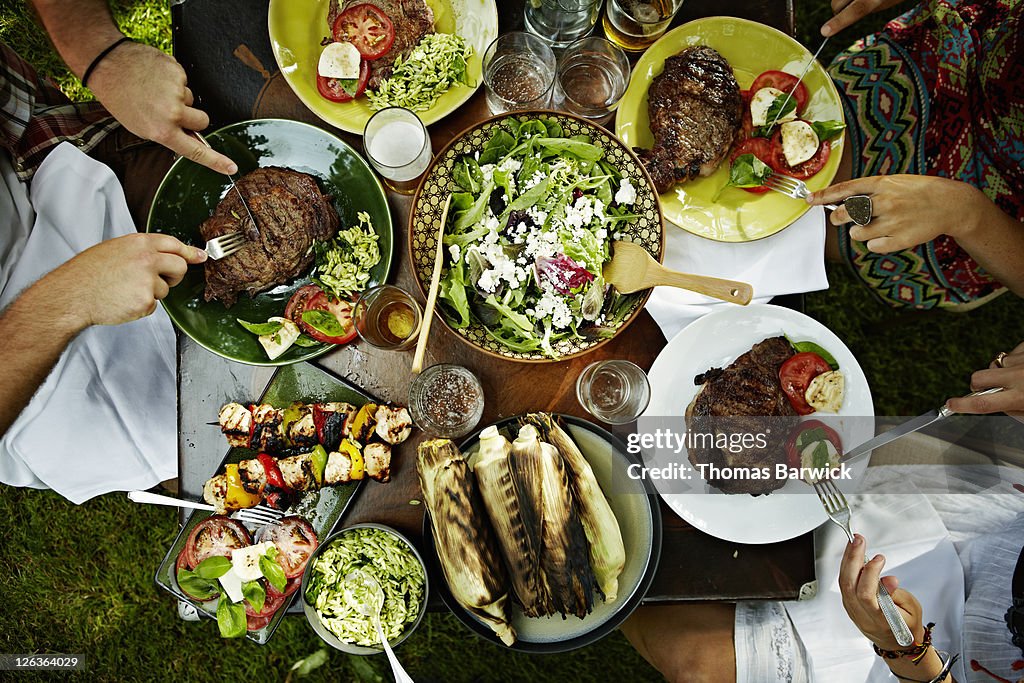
[
  {"x1": 408, "y1": 364, "x2": 485, "y2": 439},
  {"x1": 353, "y1": 285, "x2": 423, "y2": 350},
  {"x1": 602, "y1": 0, "x2": 685, "y2": 52},
  {"x1": 576, "y1": 360, "x2": 651, "y2": 424},
  {"x1": 362, "y1": 107, "x2": 432, "y2": 195},
  {"x1": 552, "y1": 37, "x2": 630, "y2": 122},
  {"x1": 483, "y1": 33, "x2": 556, "y2": 115},
  {"x1": 524, "y1": 0, "x2": 604, "y2": 48}
]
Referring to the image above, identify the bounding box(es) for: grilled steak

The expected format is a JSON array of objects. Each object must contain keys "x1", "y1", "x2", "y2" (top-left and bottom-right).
[
  {"x1": 637, "y1": 46, "x2": 743, "y2": 194},
  {"x1": 685, "y1": 337, "x2": 798, "y2": 495},
  {"x1": 328, "y1": 0, "x2": 435, "y2": 90},
  {"x1": 201, "y1": 167, "x2": 339, "y2": 306}
]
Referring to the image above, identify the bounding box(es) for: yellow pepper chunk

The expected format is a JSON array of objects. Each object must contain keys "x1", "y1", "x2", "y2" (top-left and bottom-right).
[
  {"x1": 350, "y1": 403, "x2": 378, "y2": 442},
  {"x1": 224, "y1": 463, "x2": 261, "y2": 510},
  {"x1": 339, "y1": 439, "x2": 364, "y2": 480}
]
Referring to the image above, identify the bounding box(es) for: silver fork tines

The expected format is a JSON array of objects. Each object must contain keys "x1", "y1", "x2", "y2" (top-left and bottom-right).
[
  {"x1": 204, "y1": 231, "x2": 247, "y2": 260},
  {"x1": 812, "y1": 476, "x2": 915, "y2": 646},
  {"x1": 233, "y1": 505, "x2": 284, "y2": 527},
  {"x1": 764, "y1": 173, "x2": 839, "y2": 210}
]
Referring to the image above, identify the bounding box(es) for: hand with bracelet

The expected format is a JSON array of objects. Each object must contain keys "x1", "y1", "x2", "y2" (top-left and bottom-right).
[{"x1": 839, "y1": 534, "x2": 958, "y2": 682}]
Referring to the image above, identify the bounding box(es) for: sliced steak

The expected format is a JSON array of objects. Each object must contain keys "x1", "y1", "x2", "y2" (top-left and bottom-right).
[
  {"x1": 636, "y1": 46, "x2": 743, "y2": 194},
  {"x1": 329, "y1": 0, "x2": 435, "y2": 90},
  {"x1": 685, "y1": 336, "x2": 798, "y2": 495},
  {"x1": 201, "y1": 167, "x2": 339, "y2": 307}
]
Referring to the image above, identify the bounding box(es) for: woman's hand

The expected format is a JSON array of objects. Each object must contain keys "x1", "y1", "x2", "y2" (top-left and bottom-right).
[
  {"x1": 822, "y1": 0, "x2": 908, "y2": 37},
  {"x1": 806, "y1": 174, "x2": 996, "y2": 254},
  {"x1": 946, "y1": 342, "x2": 1024, "y2": 418},
  {"x1": 838, "y1": 534, "x2": 926, "y2": 650}
]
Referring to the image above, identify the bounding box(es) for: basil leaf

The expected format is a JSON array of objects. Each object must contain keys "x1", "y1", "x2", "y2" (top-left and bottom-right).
[
  {"x1": 765, "y1": 93, "x2": 797, "y2": 126},
  {"x1": 796, "y1": 427, "x2": 829, "y2": 453},
  {"x1": 195, "y1": 555, "x2": 232, "y2": 580},
  {"x1": 727, "y1": 153, "x2": 773, "y2": 189},
  {"x1": 301, "y1": 310, "x2": 345, "y2": 337},
  {"x1": 216, "y1": 598, "x2": 247, "y2": 638},
  {"x1": 811, "y1": 441, "x2": 831, "y2": 469},
  {"x1": 242, "y1": 580, "x2": 266, "y2": 614},
  {"x1": 292, "y1": 334, "x2": 322, "y2": 348},
  {"x1": 176, "y1": 568, "x2": 219, "y2": 601},
  {"x1": 260, "y1": 553, "x2": 288, "y2": 593},
  {"x1": 809, "y1": 120, "x2": 846, "y2": 141},
  {"x1": 792, "y1": 341, "x2": 840, "y2": 370},
  {"x1": 237, "y1": 319, "x2": 284, "y2": 336},
  {"x1": 337, "y1": 77, "x2": 360, "y2": 97}
]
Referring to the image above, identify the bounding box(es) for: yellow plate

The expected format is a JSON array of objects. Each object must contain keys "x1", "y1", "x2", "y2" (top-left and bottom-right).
[
  {"x1": 268, "y1": 0, "x2": 498, "y2": 134},
  {"x1": 615, "y1": 17, "x2": 845, "y2": 242}
]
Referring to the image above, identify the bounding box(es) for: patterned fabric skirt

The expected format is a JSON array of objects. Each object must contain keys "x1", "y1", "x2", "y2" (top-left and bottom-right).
[{"x1": 828, "y1": 0, "x2": 1024, "y2": 310}]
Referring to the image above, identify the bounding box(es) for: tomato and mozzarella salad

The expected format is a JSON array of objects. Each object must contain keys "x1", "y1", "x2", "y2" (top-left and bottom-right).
[
  {"x1": 778, "y1": 340, "x2": 845, "y2": 416},
  {"x1": 175, "y1": 516, "x2": 318, "y2": 637},
  {"x1": 723, "y1": 70, "x2": 845, "y2": 194},
  {"x1": 316, "y1": 3, "x2": 394, "y2": 103}
]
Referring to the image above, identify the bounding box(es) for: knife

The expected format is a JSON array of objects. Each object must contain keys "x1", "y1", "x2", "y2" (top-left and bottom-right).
[
  {"x1": 192, "y1": 131, "x2": 260, "y2": 236},
  {"x1": 843, "y1": 387, "x2": 1005, "y2": 463}
]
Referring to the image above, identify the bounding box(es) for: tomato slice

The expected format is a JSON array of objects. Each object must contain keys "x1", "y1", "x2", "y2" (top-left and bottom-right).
[
  {"x1": 779, "y1": 352, "x2": 833, "y2": 415},
  {"x1": 784, "y1": 419, "x2": 843, "y2": 469},
  {"x1": 316, "y1": 59, "x2": 370, "y2": 103},
  {"x1": 183, "y1": 516, "x2": 251, "y2": 569},
  {"x1": 259, "y1": 516, "x2": 319, "y2": 579},
  {"x1": 244, "y1": 588, "x2": 285, "y2": 619},
  {"x1": 332, "y1": 4, "x2": 396, "y2": 60},
  {"x1": 768, "y1": 129, "x2": 831, "y2": 179},
  {"x1": 267, "y1": 576, "x2": 302, "y2": 600},
  {"x1": 730, "y1": 138, "x2": 774, "y2": 194},
  {"x1": 298, "y1": 291, "x2": 357, "y2": 345},
  {"x1": 175, "y1": 549, "x2": 221, "y2": 602},
  {"x1": 245, "y1": 612, "x2": 273, "y2": 632},
  {"x1": 285, "y1": 285, "x2": 321, "y2": 322},
  {"x1": 750, "y1": 70, "x2": 809, "y2": 115}
]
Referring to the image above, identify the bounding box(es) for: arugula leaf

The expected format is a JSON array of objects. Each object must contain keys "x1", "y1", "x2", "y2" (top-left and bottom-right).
[
  {"x1": 300, "y1": 310, "x2": 345, "y2": 338},
  {"x1": 453, "y1": 156, "x2": 484, "y2": 194},
  {"x1": 242, "y1": 580, "x2": 266, "y2": 614},
  {"x1": 536, "y1": 137, "x2": 604, "y2": 162},
  {"x1": 176, "y1": 568, "x2": 220, "y2": 601},
  {"x1": 237, "y1": 319, "x2": 284, "y2": 336},
  {"x1": 438, "y1": 258, "x2": 471, "y2": 328},
  {"x1": 259, "y1": 553, "x2": 288, "y2": 593},
  {"x1": 217, "y1": 598, "x2": 247, "y2": 638},
  {"x1": 195, "y1": 555, "x2": 232, "y2": 580},
  {"x1": 809, "y1": 120, "x2": 846, "y2": 141},
  {"x1": 478, "y1": 129, "x2": 515, "y2": 165},
  {"x1": 292, "y1": 334, "x2": 322, "y2": 348},
  {"x1": 453, "y1": 181, "x2": 495, "y2": 231},
  {"x1": 792, "y1": 341, "x2": 840, "y2": 370},
  {"x1": 543, "y1": 119, "x2": 563, "y2": 138}
]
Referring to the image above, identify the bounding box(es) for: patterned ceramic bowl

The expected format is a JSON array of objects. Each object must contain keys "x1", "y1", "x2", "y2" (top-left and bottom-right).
[{"x1": 409, "y1": 111, "x2": 663, "y2": 362}]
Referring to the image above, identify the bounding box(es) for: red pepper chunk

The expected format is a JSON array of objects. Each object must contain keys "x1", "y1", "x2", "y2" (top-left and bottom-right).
[
  {"x1": 312, "y1": 405, "x2": 329, "y2": 445},
  {"x1": 257, "y1": 453, "x2": 289, "y2": 491}
]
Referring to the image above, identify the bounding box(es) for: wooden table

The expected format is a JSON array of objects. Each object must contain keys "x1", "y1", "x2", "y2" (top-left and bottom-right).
[{"x1": 173, "y1": 0, "x2": 814, "y2": 605}]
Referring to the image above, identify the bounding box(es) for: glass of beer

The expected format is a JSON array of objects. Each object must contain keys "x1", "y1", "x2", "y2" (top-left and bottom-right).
[
  {"x1": 353, "y1": 285, "x2": 423, "y2": 351},
  {"x1": 362, "y1": 107, "x2": 433, "y2": 195},
  {"x1": 602, "y1": 0, "x2": 685, "y2": 52}
]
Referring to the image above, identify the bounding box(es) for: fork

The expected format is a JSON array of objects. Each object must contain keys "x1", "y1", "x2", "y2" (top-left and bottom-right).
[
  {"x1": 763, "y1": 173, "x2": 840, "y2": 210},
  {"x1": 126, "y1": 490, "x2": 284, "y2": 526},
  {"x1": 203, "y1": 231, "x2": 247, "y2": 260},
  {"x1": 812, "y1": 477, "x2": 916, "y2": 647}
]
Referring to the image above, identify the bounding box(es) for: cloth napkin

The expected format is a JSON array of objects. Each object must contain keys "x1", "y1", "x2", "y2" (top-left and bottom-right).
[
  {"x1": 0, "y1": 142, "x2": 178, "y2": 503},
  {"x1": 646, "y1": 207, "x2": 829, "y2": 341}
]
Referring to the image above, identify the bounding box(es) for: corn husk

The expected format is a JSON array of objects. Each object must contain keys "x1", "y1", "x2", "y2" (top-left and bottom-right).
[
  {"x1": 525, "y1": 413, "x2": 626, "y2": 603},
  {"x1": 509, "y1": 424, "x2": 595, "y2": 619},
  {"x1": 417, "y1": 439, "x2": 516, "y2": 645}
]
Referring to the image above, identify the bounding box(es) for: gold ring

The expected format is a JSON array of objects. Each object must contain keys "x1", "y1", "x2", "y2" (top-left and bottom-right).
[{"x1": 995, "y1": 351, "x2": 1008, "y2": 368}]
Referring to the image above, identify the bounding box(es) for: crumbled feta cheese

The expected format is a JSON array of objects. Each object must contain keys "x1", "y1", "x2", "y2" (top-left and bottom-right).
[
  {"x1": 480, "y1": 164, "x2": 496, "y2": 184},
  {"x1": 449, "y1": 244, "x2": 461, "y2": 264},
  {"x1": 526, "y1": 207, "x2": 548, "y2": 225},
  {"x1": 523, "y1": 170, "x2": 546, "y2": 192},
  {"x1": 497, "y1": 157, "x2": 522, "y2": 174},
  {"x1": 562, "y1": 196, "x2": 596, "y2": 231},
  {"x1": 615, "y1": 178, "x2": 637, "y2": 205},
  {"x1": 478, "y1": 269, "x2": 499, "y2": 293},
  {"x1": 533, "y1": 284, "x2": 574, "y2": 329}
]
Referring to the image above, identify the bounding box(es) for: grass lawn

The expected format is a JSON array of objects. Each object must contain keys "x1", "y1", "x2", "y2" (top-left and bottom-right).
[{"x1": 2, "y1": 2, "x2": 1023, "y2": 682}]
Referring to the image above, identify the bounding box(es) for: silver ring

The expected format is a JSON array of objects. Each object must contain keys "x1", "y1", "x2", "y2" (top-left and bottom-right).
[{"x1": 843, "y1": 195, "x2": 873, "y2": 226}]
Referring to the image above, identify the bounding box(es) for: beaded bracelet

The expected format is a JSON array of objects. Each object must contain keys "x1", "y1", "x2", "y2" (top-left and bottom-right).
[
  {"x1": 82, "y1": 36, "x2": 133, "y2": 88},
  {"x1": 873, "y1": 622, "x2": 935, "y2": 663},
  {"x1": 893, "y1": 650, "x2": 960, "y2": 683}
]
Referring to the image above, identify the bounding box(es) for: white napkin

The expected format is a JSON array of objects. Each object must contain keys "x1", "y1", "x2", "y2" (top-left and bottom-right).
[
  {"x1": 784, "y1": 467, "x2": 967, "y2": 683},
  {"x1": 646, "y1": 207, "x2": 829, "y2": 340},
  {"x1": 0, "y1": 142, "x2": 178, "y2": 503}
]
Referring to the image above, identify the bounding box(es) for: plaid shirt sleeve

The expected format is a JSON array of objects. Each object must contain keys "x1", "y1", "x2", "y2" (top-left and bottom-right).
[{"x1": 0, "y1": 42, "x2": 119, "y2": 181}]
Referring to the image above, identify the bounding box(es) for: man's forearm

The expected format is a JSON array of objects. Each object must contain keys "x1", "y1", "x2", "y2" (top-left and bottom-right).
[
  {"x1": 0, "y1": 274, "x2": 86, "y2": 436},
  {"x1": 32, "y1": 0, "x2": 122, "y2": 77}
]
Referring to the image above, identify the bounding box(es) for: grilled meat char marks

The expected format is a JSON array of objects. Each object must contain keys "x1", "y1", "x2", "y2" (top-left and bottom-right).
[
  {"x1": 201, "y1": 167, "x2": 339, "y2": 307},
  {"x1": 638, "y1": 46, "x2": 743, "y2": 194},
  {"x1": 329, "y1": 0, "x2": 435, "y2": 90},
  {"x1": 686, "y1": 337, "x2": 798, "y2": 495}
]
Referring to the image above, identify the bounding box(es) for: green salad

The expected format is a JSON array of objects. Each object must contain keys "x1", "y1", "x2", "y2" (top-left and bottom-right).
[
  {"x1": 439, "y1": 117, "x2": 643, "y2": 358},
  {"x1": 305, "y1": 528, "x2": 425, "y2": 647}
]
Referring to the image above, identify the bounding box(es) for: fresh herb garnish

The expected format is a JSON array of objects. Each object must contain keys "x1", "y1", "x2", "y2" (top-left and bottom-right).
[
  {"x1": 237, "y1": 319, "x2": 284, "y2": 336},
  {"x1": 301, "y1": 310, "x2": 345, "y2": 338},
  {"x1": 260, "y1": 548, "x2": 287, "y2": 593},
  {"x1": 194, "y1": 555, "x2": 232, "y2": 580},
  {"x1": 242, "y1": 580, "x2": 266, "y2": 614},
  {"x1": 176, "y1": 568, "x2": 220, "y2": 601},
  {"x1": 809, "y1": 120, "x2": 846, "y2": 141},
  {"x1": 216, "y1": 598, "x2": 247, "y2": 639}
]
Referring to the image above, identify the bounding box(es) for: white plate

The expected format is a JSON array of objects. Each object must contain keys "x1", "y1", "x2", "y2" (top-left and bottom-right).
[{"x1": 643, "y1": 304, "x2": 874, "y2": 544}]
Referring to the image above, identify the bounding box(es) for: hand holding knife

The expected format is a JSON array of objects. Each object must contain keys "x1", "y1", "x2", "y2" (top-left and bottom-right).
[{"x1": 191, "y1": 131, "x2": 260, "y2": 237}]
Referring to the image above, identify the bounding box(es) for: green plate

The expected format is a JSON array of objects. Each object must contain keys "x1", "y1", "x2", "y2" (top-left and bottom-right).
[
  {"x1": 146, "y1": 119, "x2": 392, "y2": 365},
  {"x1": 154, "y1": 362, "x2": 377, "y2": 644},
  {"x1": 615, "y1": 17, "x2": 845, "y2": 242},
  {"x1": 268, "y1": 0, "x2": 498, "y2": 134}
]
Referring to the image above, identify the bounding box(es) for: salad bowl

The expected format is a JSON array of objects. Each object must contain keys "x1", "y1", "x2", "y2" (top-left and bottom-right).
[{"x1": 409, "y1": 111, "x2": 664, "y2": 362}]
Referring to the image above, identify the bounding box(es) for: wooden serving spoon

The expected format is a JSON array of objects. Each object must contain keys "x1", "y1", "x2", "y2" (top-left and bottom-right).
[{"x1": 603, "y1": 241, "x2": 754, "y2": 305}]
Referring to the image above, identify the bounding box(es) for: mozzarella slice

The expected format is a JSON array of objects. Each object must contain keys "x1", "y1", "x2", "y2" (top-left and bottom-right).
[
  {"x1": 750, "y1": 87, "x2": 798, "y2": 127},
  {"x1": 800, "y1": 439, "x2": 840, "y2": 477},
  {"x1": 218, "y1": 567, "x2": 245, "y2": 603},
  {"x1": 318, "y1": 41, "x2": 361, "y2": 80},
  {"x1": 805, "y1": 370, "x2": 845, "y2": 413},
  {"x1": 231, "y1": 542, "x2": 276, "y2": 583},
  {"x1": 780, "y1": 120, "x2": 820, "y2": 168},
  {"x1": 258, "y1": 317, "x2": 300, "y2": 361}
]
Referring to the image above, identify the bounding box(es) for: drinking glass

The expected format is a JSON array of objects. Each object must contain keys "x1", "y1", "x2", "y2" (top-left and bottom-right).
[
  {"x1": 602, "y1": 0, "x2": 685, "y2": 52},
  {"x1": 353, "y1": 285, "x2": 423, "y2": 350},
  {"x1": 482, "y1": 33, "x2": 556, "y2": 115},
  {"x1": 408, "y1": 364, "x2": 485, "y2": 438},
  {"x1": 524, "y1": 0, "x2": 605, "y2": 48},
  {"x1": 362, "y1": 107, "x2": 432, "y2": 195},
  {"x1": 552, "y1": 37, "x2": 630, "y2": 122},
  {"x1": 576, "y1": 360, "x2": 651, "y2": 424}
]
